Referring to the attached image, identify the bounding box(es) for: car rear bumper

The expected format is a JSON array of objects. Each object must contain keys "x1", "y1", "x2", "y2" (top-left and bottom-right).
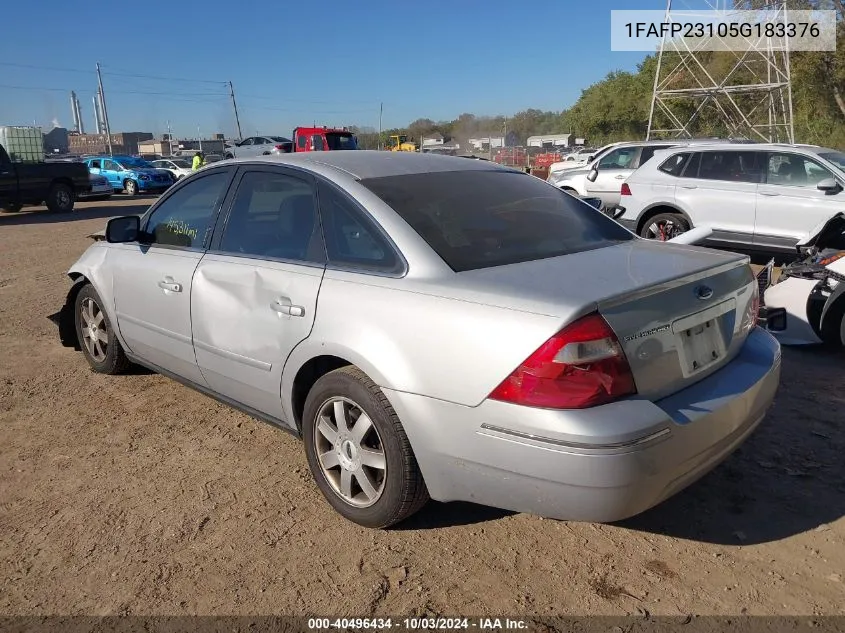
[{"x1": 384, "y1": 327, "x2": 781, "y2": 522}]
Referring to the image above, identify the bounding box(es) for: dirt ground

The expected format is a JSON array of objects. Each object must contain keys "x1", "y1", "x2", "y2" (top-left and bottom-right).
[{"x1": 1, "y1": 197, "x2": 844, "y2": 618}]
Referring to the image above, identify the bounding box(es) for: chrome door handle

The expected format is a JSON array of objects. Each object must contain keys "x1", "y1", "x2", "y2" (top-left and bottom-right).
[
  {"x1": 157, "y1": 280, "x2": 182, "y2": 292},
  {"x1": 759, "y1": 191, "x2": 780, "y2": 197},
  {"x1": 614, "y1": 175, "x2": 626, "y2": 179},
  {"x1": 681, "y1": 185, "x2": 698, "y2": 189},
  {"x1": 271, "y1": 300, "x2": 305, "y2": 317}
]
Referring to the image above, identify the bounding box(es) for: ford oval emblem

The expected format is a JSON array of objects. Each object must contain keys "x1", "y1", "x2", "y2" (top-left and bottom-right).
[{"x1": 695, "y1": 285, "x2": 714, "y2": 300}]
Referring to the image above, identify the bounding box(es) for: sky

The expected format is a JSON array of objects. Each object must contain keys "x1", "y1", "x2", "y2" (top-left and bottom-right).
[{"x1": 0, "y1": 0, "x2": 673, "y2": 139}]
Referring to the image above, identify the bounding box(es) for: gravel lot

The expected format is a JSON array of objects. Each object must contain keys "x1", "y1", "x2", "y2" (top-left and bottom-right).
[{"x1": 1, "y1": 198, "x2": 844, "y2": 617}]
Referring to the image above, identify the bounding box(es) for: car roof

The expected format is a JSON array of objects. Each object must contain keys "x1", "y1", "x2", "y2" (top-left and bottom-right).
[
  {"x1": 655, "y1": 142, "x2": 837, "y2": 153},
  {"x1": 222, "y1": 150, "x2": 514, "y2": 179}
]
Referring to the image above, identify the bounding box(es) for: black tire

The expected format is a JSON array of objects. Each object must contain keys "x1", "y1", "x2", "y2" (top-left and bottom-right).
[
  {"x1": 74, "y1": 284, "x2": 131, "y2": 375},
  {"x1": 124, "y1": 179, "x2": 139, "y2": 196},
  {"x1": 639, "y1": 212, "x2": 690, "y2": 241},
  {"x1": 45, "y1": 183, "x2": 74, "y2": 213},
  {"x1": 820, "y1": 298, "x2": 845, "y2": 348},
  {"x1": 224, "y1": 153, "x2": 234, "y2": 160},
  {"x1": 1, "y1": 202, "x2": 23, "y2": 212},
  {"x1": 302, "y1": 366, "x2": 429, "y2": 528}
]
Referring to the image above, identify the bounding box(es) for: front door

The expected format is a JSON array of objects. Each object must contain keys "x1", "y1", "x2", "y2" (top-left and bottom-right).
[
  {"x1": 585, "y1": 145, "x2": 640, "y2": 207},
  {"x1": 754, "y1": 152, "x2": 845, "y2": 250},
  {"x1": 101, "y1": 159, "x2": 123, "y2": 189},
  {"x1": 110, "y1": 168, "x2": 233, "y2": 383},
  {"x1": 191, "y1": 167, "x2": 325, "y2": 422}
]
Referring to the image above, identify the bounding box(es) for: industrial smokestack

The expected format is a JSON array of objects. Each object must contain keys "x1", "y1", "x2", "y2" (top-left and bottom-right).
[
  {"x1": 93, "y1": 93, "x2": 104, "y2": 134},
  {"x1": 76, "y1": 94, "x2": 85, "y2": 134}
]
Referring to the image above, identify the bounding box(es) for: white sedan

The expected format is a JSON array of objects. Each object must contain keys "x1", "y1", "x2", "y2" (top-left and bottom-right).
[{"x1": 150, "y1": 158, "x2": 193, "y2": 181}]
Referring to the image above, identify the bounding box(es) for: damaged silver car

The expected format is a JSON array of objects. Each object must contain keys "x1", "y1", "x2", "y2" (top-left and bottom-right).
[
  {"x1": 53, "y1": 152, "x2": 781, "y2": 529},
  {"x1": 758, "y1": 212, "x2": 845, "y2": 347}
]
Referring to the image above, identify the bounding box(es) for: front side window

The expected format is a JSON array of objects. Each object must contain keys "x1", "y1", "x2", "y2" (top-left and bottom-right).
[
  {"x1": 598, "y1": 147, "x2": 638, "y2": 170},
  {"x1": 239, "y1": 138, "x2": 254, "y2": 146},
  {"x1": 360, "y1": 170, "x2": 633, "y2": 272},
  {"x1": 311, "y1": 135, "x2": 325, "y2": 151},
  {"x1": 219, "y1": 171, "x2": 323, "y2": 263},
  {"x1": 318, "y1": 181, "x2": 400, "y2": 273},
  {"x1": 767, "y1": 153, "x2": 835, "y2": 187},
  {"x1": 145, "y1": 171, "x2": 229, "y2": 248},
  {"x1": 297, "y1": 135, "x2": 307, "y2": 150}
]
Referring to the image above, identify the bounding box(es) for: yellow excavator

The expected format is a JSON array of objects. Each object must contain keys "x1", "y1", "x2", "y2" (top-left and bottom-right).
[{"x1": 386, "y1": 134, "x2": 417, "y2": 152}]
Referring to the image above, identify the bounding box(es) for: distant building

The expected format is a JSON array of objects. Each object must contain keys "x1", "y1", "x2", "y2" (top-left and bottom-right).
[
  {"x1": 468, "y1": 136, "x2": 505, "y2": 150},
  {"x1": 44, "y1": 127, "x2": 69, "y2": 154},
  {"x1": 526, "y1": 133, "x2": 571, "y2": 148},
  {"x1": 67, "y1": 132, "x2": 154, "y2": 156},
  {"x1": 420, "y1": 132, "x2": 444, "y2": 147}
]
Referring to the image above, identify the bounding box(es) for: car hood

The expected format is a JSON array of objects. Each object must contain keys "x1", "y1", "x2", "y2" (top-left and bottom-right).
[{"x1": 796, "y1": 212, "x2": 845, "y2": 250}]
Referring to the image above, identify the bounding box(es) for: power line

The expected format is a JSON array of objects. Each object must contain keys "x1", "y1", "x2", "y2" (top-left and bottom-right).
[
  {"x1": 0, "y1": 62, "x2": 92, "y2": 74},
  {"x1": 102, "y1": 69, "x2": 227, "y2": 85}
]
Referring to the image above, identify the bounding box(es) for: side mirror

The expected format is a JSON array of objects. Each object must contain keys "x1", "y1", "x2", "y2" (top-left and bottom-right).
[
  {"x1": 817, "y1": 178, "x2": 841, "y2": 193},
  {"x1": 586, "y1": 168, "x2": 598, "y2": 182},
  {"x1": 106, "y1": 215, "x2": 140, "y2": 243}
]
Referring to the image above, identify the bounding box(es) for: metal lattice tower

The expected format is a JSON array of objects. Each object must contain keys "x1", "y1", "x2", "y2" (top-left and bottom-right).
[{"x1": 647, "y1": 0, "x2": 794, "y2": 142}]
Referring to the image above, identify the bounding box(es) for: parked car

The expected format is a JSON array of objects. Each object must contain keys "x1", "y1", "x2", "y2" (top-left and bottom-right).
[
  {"x1": 547, "y1": 144, "x2": 619, "y2": 179},
  {"x1": 0, "y1": 143, "x2": 91, "y2": 212},
  {"x1": 53, "y1": 151, "x2": 780, "y2": 528},
  {"x1": 758, "y1": 212, "x2": 845, "y2": 347},
  {"x1": 614, "y1": 143, "x2": 845, "y2": 252},
  {"x1": 224, "y1": 136, "x2": 294, "y2": 159},
  {"x1": 83, "y1": 155, "x2": 174, "y2": 196},
  {"x1": 150, "y1": 158, "x2": 193, "y2": 181},
  {"x1": 549, "y1": 141, "x2": 681, "y2": 209},
  {"x1": 77, "y1": 173, "x2": 113, "y2": 201}
]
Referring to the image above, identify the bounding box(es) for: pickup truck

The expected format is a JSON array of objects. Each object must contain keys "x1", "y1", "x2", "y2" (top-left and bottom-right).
[
  {"x1": 0, "y1": 144, "x2": 91, "y2": 212},
  {"x1": 224, "y1": 127, "x2": 358, "y2": 158}
]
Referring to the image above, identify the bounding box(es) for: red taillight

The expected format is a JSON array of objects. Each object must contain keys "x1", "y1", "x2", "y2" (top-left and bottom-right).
[
  {"x1": 275, "y1": 144, "x2": 284, "y2": 150},
  {"x1": 621, "y1": 183, "x2": 632, "y2": 196},
  {"x1": 489, "y1": 313, "x2": 637, "y2": 409}
]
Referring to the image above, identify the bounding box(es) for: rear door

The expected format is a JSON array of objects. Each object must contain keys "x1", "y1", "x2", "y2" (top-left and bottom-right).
[
  {"x1": 190, "y1": 167, "x2": 325, "y2": 421},
  {"x1": 585, "y1": 145, "x2": 640, "y2": 207},
  {"x1": 754, "y1": 151, "x2": 845, "y2": 250},
  {"x1": 674, "y1": 149, "x2": 761, "y2": 245},
  {"x1": 110, "y1": 167, "x2": 234, "y2": 383}
]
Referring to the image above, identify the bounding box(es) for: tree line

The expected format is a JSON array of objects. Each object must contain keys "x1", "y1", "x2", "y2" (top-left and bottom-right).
[{"x1": 353, "y1": 0, "x2": 845, "y2": 150}]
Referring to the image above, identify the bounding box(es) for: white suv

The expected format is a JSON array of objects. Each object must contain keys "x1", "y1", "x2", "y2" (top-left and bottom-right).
[{"x1": 615, "y1": 144, "x2": 845, "y2": 252}]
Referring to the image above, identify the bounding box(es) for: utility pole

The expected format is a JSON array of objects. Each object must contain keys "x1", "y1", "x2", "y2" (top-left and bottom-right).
[
  {"x1": 96, "y1": 62, "x2": 113, "y2": 156},
  {"x1": 197, "y1": 125, "x2": 202, "y2": 152},
  {"x1": 228, "y1": 81, "x2": 242, "y2": 140},
  {"x1": 378, "y1": 102, "x2": 383, "y2": 150}
]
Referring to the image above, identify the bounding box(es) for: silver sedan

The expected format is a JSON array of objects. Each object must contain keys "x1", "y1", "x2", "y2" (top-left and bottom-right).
[{"x1": 55, "y1": 151, "x2": 781, "y2": 528}]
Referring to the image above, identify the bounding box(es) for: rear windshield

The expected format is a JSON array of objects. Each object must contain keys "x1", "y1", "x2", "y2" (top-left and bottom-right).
[
  {"x1": 359, "y1": 170, "x2": 633, "y2": 272},
  {"x1": 326, "y1": 133, "x2": 357, "y2": 151}
]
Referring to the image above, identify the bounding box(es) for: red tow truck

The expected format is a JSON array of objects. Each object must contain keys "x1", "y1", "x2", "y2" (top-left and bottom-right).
[{"x1": 292, "y1": 126, "x2": 358, "y2": 152}]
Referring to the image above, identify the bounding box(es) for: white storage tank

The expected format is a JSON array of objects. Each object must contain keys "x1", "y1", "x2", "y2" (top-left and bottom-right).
[{"x1": 0, "y1": 126, "x2": 45, "y2": 163}]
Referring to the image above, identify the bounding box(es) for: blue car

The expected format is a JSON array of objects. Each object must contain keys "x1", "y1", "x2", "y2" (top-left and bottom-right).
[{"x1": 83, "y1": 155, "x2": 173, "y2": 196}]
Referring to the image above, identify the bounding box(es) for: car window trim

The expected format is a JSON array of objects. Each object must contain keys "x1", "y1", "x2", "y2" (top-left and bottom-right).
[
  {"x1": 138, "y1": 165, "x2": 236, "y2": 253},
  {"x1": 314, "y1": 177, "x2": 408, "y2": 278},
  {"x1": 207, "y1": 164, "x2": 326, "y2": 267},
  {"x1": 763, "y1": 151, "x2": 841, "y2": 188}
]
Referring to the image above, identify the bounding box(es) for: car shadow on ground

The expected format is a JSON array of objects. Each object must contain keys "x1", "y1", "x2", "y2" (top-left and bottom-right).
[
  {"x1": 394, "y1": 501, "x2": 515, "y2": 530},
  {"x1": 0, "y1": 202, "x2": 153, "y2": 226},
  {"x1": 620, "y1": 345, "x2": 845, "y2": 545}
]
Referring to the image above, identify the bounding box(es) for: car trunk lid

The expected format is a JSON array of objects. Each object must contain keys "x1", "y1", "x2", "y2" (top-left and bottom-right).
[{"x1": 442, "y1": 239, "x2": 756, "y2": 401}]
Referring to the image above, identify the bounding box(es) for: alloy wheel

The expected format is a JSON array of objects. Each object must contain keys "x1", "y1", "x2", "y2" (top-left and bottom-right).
[
  {"x1": 80, "y1": 297, "x2": 108, "y2": 362},
  {"x1": 646, "y1": 219, "x2": 685, "y2": 241},
  {"x1": 313, "y1": 397, "x2": 387, "y2": 508}
]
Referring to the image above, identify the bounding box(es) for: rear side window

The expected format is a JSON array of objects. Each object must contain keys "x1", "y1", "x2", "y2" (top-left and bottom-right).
[
  {"x1": 639, "y1": 145, "x2": 673, "y2": 167},
  {"x1": 659, "y1": 153, "x2": 690, "y2": 176},
  {"x1": 318, "y1": 182, "x2": 401, "y2": 273},
  {"x1": 359, "y1": 170, "x2": 633, "y2": 272},
  {"x1": 698, "y1": 151, "x2": 763, "y2": 183}
]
